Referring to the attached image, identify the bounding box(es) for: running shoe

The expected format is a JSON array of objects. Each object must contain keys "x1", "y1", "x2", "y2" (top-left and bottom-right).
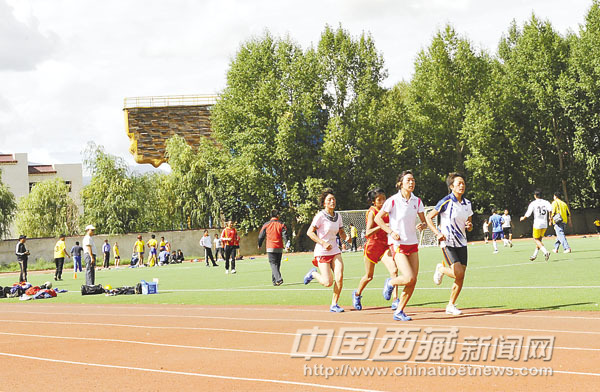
[
  {"x1": 510, "y1": 241, "x2": 513, "y2": 248},
  {"x1": 391, "y1": 298, "x2": 400, "y2": 310},
  {"x1": 225, "y1": 270, "x2": 229, "y2": 274},
  {"x1": 382, "y1": 278, "x2": 394, "y2": 301},
  {"x1": 393, "y1": 310, "x2": 412, "y2": 321},
  {"x1": 552, "y1": 248, "x2": 559, "y2": 253},
  {"x1": 564, "y1": 249, "x2": 572, "y2": 254},
  {"x1": 352, "y1": 290, "x2": 362, "y2": 310},
  {"x1": 433, "y1": 263, "x2": 444, "y2": 285},
  {"x1": 303, "y1": 267, "x2": 317, "y2": 285},
  {"x1": 493, "y1": 250, "x2": 499, "y2": 254},
  {"x1": 445, "y1": 303, "x2": 462, "y2": 315},
  {"x1": 330, "y1": 304, "x2": 345, "y2": 313},
  {"x1": 529, "y1": 256, "x2": 536, "y2": 261},
  {"x1": 231, "y1": 269, "x2": 236, "y2": 274},
  {"x1": 544, "y1": 252, "x2": 550, "y2": 262}
]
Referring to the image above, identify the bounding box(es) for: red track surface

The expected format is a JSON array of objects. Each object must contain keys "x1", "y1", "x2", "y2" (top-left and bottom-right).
[{"x1": 0, "y1": 303, "x2": 598, "y2": 391}]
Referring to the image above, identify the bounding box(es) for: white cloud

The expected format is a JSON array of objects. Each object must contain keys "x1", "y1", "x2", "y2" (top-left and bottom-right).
[{"x1": 0, "y1": 0, "x2": 593, "y2": 168}]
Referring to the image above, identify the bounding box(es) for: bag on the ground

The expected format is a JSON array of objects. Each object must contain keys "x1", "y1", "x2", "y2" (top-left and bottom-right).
[
  {"x1": 135, "y1": 282, "x2": 142, "y2": 294},
  {"x1": 553, "y1": 213, "x2": 563, "y2": 224},
  {"x1": 81, "y1": 284, "x2": 105, "y2": 295}
]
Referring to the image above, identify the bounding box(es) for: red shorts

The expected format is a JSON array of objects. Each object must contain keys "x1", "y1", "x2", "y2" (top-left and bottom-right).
[
  {"x1": 312, "y1": 253, "x2": 340, "y2": 267},
  {"x1": 389, "y1": 243, "x2": 419, "y2": 258},
  {"x1": 364, "y1": 240, "x2": 389, "y2": 264}
]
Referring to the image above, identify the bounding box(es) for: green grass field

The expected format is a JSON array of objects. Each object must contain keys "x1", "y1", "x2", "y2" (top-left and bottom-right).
[{"x1": 1, "y1": 236, "x2": 598, "y2": 310}]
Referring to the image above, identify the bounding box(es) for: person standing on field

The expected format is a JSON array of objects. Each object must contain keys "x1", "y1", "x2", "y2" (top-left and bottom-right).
[
  {"x1": 83, "y1": 225, "x2": 97, "y2": 285},
  {"x1": 102, "y1": 239, "x2": 111, "y2": 269},
  {"x1": 258, "y1": 209, "x2": 289, "y2": 286},
  {"x1": 15, "y1": 235, "x2": 30, "y2": 282},
  {"x1": 482, "y1": 219, "x2": 490, "y2": 244},
  {"x1": 71, "y1": 241, "x2": 83, "y2": 273},
  {"x1": 551, "y1": 191, "x2": 572, "y2": 253},
  {"x1": 349, "y1": 223, "x2": 358, "y2": 252},
  {"x1": 200, "y1": 230, "x2": 218, "y2": 267},
  {"x1": 502, "y1": 209, "x2": 513, "y2": 247},
  {"x1": 520, "y1": 190, "x2": 552, "y2": 262},
  {"x1": 221, "y1": 221, "x2": 238, "y2": 274},
  {"x1": 53, "y1": 234, "x2": 70, "y2": 281}
]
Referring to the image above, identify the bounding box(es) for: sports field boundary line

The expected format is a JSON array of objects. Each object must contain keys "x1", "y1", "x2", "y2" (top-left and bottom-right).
[
  {"x1": 1, "y1": 309, "x2": 598, "y2": 335},
  {"x1": 0, "y1": 352, "x2": 386, "y2": 392}
]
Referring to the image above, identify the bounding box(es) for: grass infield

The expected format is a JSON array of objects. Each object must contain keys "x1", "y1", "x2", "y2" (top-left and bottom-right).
[{"x1": 0, "y1": 236, "x2": 598, "y2": 310}]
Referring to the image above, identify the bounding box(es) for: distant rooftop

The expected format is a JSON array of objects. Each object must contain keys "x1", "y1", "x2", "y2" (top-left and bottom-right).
[
  {"x1": 28, "y1": 165, "x2": 57, "y2": 175},
  {"x1": 0, "y1": 154, "x2": 17, "y2": 163},
  {"x1": 124, "y1": 94, "x2": 218, "y2": 109}
]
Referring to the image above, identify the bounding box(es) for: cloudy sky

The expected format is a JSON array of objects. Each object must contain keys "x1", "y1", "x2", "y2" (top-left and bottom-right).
[{"x1": 0, "y1": 0, "x2": 593, "y2": 172}]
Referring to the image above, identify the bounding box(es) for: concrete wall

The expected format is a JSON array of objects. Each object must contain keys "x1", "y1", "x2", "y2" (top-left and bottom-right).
[{"x1": 0, "y1": 229, "x2": 260, "y2": 266}]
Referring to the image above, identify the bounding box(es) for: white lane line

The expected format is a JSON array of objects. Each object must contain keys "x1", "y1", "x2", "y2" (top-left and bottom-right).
[
  {"x1": 1, "y1": 326, "x2": 599, "y2": 353},
  {"x1": 0, "y1": 345, "x2": 597, "y2": 379},
  {"x1": 0, "y1": 309, "x2": 598, "y2": 336},
  {"x1": 11, "y1": 303, "x2": 600, "y2": 321},
  {"x1": 0, "y1": 352, "x2": 386, "y2": 392}
]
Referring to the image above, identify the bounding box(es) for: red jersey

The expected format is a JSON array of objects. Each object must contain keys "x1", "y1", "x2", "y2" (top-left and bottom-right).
[
  {"x1": 221, "y1": 227, "x2": 238, "y2": 246},
  {"x1": 366, "y1": 206, "x2": 388, "y2": 244}
]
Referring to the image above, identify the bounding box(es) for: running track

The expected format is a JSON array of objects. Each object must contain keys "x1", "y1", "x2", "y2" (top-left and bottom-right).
[{"x1": 0, "y1": 303, "x2": 598, "y2": 391}]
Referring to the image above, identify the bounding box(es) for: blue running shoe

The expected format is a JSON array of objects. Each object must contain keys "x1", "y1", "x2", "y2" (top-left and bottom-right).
[
  {"x1": 382, "y1": 278, "x2": 394, "y2": 301},
  {"x1": 393, "y1": 310, "x2": 412, "y2": 321},
  {"x1": 352, "y1": 290, "x2": 362, "y2": 310},
  {"x1": 391, "y1": 298, "x2": 400, "y2": 310},
  {"x1": 330, "y1": 304, "x2": 345, "y2": 313},
  {"x1": 303, "y1": 267, "x2": 317, "y2": 285}
]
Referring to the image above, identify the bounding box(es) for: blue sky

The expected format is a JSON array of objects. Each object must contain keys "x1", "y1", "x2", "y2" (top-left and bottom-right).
[{"x1": 0, "y1": 0, "x2": 593, "y2": 172}]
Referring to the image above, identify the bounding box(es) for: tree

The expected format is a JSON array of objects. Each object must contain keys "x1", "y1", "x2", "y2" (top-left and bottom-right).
[
  {"x1": 15, "y1": 177, "x2": 78, "y2": 237},
  {"x1": 560, "y1": 0, "x2": 600, "y2": 205},
  {"x1": 403, "y1": 25, "x2": 493, "y2": 204},
  {"x1": 81, "y1": 143, "x2": 147, "y2": 234},
  {"x1": 0, "y1": 169, "x2": 17, "y2": 238}
]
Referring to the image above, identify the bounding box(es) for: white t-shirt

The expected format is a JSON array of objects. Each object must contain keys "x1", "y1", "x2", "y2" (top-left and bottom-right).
[
  {"x1": 524, "y1": 198, "x2": 552, "y2": 229},
  {"x1": 381, "y1": 192, "x2": 424, "y2": 246},
  {"x1": 483, "y1": 221, "x2": 489, "y2": 233},
  {"x1": 83, "y1": 234, "x2": 97, "y2": 255},
  {"x1": 311, "y1": 210, "x2": 343, "y2": 256},
  {"x1": 200, "y1": 236, "x2": 212, "y2": 248},
  {"x1": 214, "y1": 238, "x2": 222, "y2": 248},
  {"x1": 502, "y1": 214, "x2": 512, "y2": 228}
]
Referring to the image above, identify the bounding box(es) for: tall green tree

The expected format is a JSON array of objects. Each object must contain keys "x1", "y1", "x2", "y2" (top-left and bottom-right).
[
  {"x1": 15, "y1": 177, "x2": 78, "y2": 237},
  {"x1": 0, "y1": 169, "x2": 17, "y2": 238},
  {"x1": 81, "y1": 143, "x2": 147, "y2": 234},
  {"x1": 560, "y1": 0, "x2": 600, "y2": 205},
  {"x1": 403, "y1": 25, "x2": 493, "y2": 203}
]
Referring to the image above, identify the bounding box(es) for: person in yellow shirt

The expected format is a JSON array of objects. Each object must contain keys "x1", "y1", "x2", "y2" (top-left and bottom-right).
[
  {"x1": 113, "y1": 242, "x2": 120, "y2": 268},
  {"x1": 147, "y1": 234, "x2": 158, "y2": 267},
  {"x1": 594, "y1": 219, "x2": 600, "y2": 239},
  {"x1": 349, "y1": 223, "x2": 359, "y2": 252},
  {"x1": 53, "y1": 234, "x2": 70, "y2": 281},
  {"x1": 133, "y1": 235, "x2": 144, "y2": 267},
  {"x1": 551, "y1": 191, "x2": 572, "y2": 254}
]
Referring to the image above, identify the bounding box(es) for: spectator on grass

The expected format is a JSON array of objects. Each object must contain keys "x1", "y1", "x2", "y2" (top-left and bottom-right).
[
  {"x1": 53, "y1": 234, "x2": 70, "y2": 281},
  {"x1": 133, "y1": 235, "x2": 144, "y2": 267},
  {"x1": 83, "y1": 225, "x2": 97, "y2": 285},
  {"x1": 214, "y1": 233, "x2": 224, "y2": 261},
  {"x1": 176, "y1": 249, "x2": 185, "y2": 263},
  {"x1": 221, "y1": 221, "x2": 238, "y2": 274},
  {"x1": 551, "y1": 191, "x2": 572, "y2": 254},
  {"x1": 70, "y1": 241, "x2": 83, "y2": 273},
  {"x1": 258, "y1": 209, "x2": 289, "y2": 286},
  {"x1": 102, "y1": 239, "x2": 111, "y2": 269},
  {"x1": 15, "y1": 235, "x2": 30, "y2": 283},
  {"x1": 113, "y1": 242, "x2": 121, "y2": 268},
  {"x1": 159, "y1": 247, "x2": 169, "y2": 265},
  {"x1": 349, "y1": 223, "x2": 358, "y2": 252},
  {"x1": 147, "y1": 234, "x2": 158, "y2": 267},
  {"x1": 200, "y1": 230, "x2": 218, "y2": 267}
]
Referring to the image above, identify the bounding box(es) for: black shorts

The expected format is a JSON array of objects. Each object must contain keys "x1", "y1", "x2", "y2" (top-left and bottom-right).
[
  {"x1": 441, "y1": 246, "x2": 468, "y2": 266},
  {"x1": 503, "y1": 227, "x2": 512, "y2": 236},
  {"x1": 483, "y1": 232, "x2": 490, "y2": 240}
]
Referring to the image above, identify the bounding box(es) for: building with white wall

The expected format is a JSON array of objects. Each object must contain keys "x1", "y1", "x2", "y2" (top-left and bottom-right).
[{"x1": 0, "y1": 153, "x2": 83, "y2": 239}]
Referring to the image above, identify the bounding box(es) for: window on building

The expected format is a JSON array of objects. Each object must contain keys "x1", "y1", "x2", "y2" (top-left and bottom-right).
[
  {"x1": 65, "y1": 180, "x2": 72, "y2": 192},
  {"x1": 29, "y1": 182, "x2": 37, "y2": 192}
]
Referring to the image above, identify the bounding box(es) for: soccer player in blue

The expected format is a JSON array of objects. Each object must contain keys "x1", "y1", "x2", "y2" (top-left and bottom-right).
[
  {"x1": 488, "y1": 209, "x2": 504, "y2": 254},
  {"x1": 425, "y1": 172, "x2": 473, "y2": 316}
]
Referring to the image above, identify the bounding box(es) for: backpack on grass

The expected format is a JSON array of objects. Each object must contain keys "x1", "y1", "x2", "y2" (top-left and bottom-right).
[{"x1": 81, "y1": 284, "x2": 105, "y2": 295}]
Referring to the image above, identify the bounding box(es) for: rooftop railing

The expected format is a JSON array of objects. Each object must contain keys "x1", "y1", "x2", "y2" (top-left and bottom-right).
[{"x1": 124, "y1": 94, "x2": 218, "y2": 108}]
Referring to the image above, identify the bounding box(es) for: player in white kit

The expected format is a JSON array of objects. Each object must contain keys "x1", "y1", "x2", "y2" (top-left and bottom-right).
[{"x1": 520, "y1": 190, "x2": 552, "y2": 262}]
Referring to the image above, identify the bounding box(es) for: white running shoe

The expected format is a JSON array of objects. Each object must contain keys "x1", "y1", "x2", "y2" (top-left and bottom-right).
[
  {"x1": 433, "y1": 263, "x2": 444, "y2": 285},
  {"x1": 493, "y1": 250, "x2": 499, "y2": 254},
  {"x1": 225, "y1": 270, "x2": 229, "y2": 274},
  {"x1": 231, "y1": 269, "x2": 236, "y2": 274},
  {"x1": 446, "y1": 303, "x2": 462, "y2": 315}
]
